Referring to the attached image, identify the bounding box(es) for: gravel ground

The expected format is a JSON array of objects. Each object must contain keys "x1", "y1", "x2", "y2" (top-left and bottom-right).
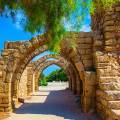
[{"x1": 5, "y1": 82, "x2": 100, "y2": 120}]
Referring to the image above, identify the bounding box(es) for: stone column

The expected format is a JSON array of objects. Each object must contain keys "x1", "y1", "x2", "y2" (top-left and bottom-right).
[
  {"x1": 34, "y1": 71, "x2": 40, "y2": 91},
  {"x1": 82, "y1": 71, "x2": 96, "y2": 113},
  {"x1": 69, "y1": 66, "x2": 77, "y2": 94},
  {"x1": 66, "y1": 68, "x2": 72, "y2": 90},
  {"x1": 32, "y1": 73, "x2": 36, "y2": 93},
  {"x1": 0, "y1": 49, "x2": 20, "y2": 112},
  {"x1": 76, "y1": 74, "x2": 81, "y2": 96},
  {"x1": 18, "y1": 68, "x2": 27, "y2": 100},
  {"x1": 27, "y1": 66, "x2": 34, "y2": 96},
  {"x1": 68, "y1": 74, "x2": 72, "y2": 90}
]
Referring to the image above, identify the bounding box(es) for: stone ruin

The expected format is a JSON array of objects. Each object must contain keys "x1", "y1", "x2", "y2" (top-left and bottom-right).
[{"x1": 0, "y1": 1, "x2": 120, "y2": 120}]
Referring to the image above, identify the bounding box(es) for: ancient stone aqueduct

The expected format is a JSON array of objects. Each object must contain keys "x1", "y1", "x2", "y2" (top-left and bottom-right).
[{"x1": 0, "y1": 2, "x2": 120, "y2": 120}]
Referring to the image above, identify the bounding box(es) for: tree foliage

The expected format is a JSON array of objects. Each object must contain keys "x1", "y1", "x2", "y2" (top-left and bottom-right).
[
  {"x1": 39, "y1": 73, "x2": 48, "y2": 86},
  {"x1": 45, "y1": 68, "x2": 68, "y2": 82},
  {"x1": 0, "y1": 0, "x2": 119, "y2": 52},
  {"x1": 39, "y1": 68, "x2": 68, "y2": 86},
  {"x1": 39, "y1": 68, "x2": 68, "y2": 85}
]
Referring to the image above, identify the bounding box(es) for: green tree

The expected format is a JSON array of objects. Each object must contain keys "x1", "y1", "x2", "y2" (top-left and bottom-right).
[
  {"x1": 46, "y1": 68, "x2": 68, "y2": 82},
  {"x1": 0, "y1": 0, "x2": 119, "y2": 51},
  {"x1": 39, "y1": 73, "x2": 48, "y2": 86}
]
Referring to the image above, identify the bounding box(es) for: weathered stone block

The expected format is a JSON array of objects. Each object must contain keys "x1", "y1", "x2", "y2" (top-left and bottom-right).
[
  {"x1": 104, "y1": 32, "x2": 115, "y2": 39},
  {"x1": 85, "y1": 49, "x2": 92, "y2": 54},
  {"x1": 0, "y1": 107, "x2": 5, "y2": 112},
  {"x1": 110, "y1": 109, "x2": 120, "y2": 120},
  {"x1": 100, "y1": 83, "x2": 120, "y2": 91},
  {"x1": 99, "y1": 77, "x2": 120, "y2": 83},
  {"x1": 83, "y1": 60, "x2": 93, "y2": 68},
  {"x1": 79, "y1": 44, "x2": 92, "y2": 49},
  {"x1": 78, "y1": 49, "x2": 86, "y2": 55},
  {"x1": 94, "y1": 40, "x2": 103, "y2": 47},
  {"x1": 104, "y1": 26, "x2": 115, "y2": 32},
  {"x1": 105, "y1": 46, "x2": 116, "y2": 51},
  {"x1": 105, "y1": 39, "x2": 117, "y2": 45},
  {"x1": 2, "y1": 98, "x2": 9, "y2": 104},
  {"x1": 82, "y1": 55, "x2": 92, "y2": 60},
  {"x1": 103, "y1": 20, "x2": 114, "y2": 26},
  {"x1": 108, "y1": 101, "x2": 120, "y2": 109},
  {"x1": 75, "y1": 62, "x2": 84, "y2": 72}
]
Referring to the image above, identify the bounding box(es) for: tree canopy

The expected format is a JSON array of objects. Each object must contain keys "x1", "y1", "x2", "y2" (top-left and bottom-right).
[
  {"x1": 45, "y1": 68, "x2": 68, "y2": 82},
  {"x1": 39, "y1": 68, "x2": 68, "y2": 86},
  {"x1": 0, "y1": 0, "x2": 119, "y2": 52}
]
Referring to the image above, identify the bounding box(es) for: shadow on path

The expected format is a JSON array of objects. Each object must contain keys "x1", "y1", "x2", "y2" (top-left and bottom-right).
[
  {"x1": 14, "y1": 89, "x2": 86, "y2": 120},
  {"x1": 6, "y1": 83, "x2": 101, "y2": 120}
]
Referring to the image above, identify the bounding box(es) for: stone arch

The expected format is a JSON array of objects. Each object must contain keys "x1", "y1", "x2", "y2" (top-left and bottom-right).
[
  {"x1": 36, "y1": 60, "x2": 68, "y2": 78},
  {"x1": 32, "y1": 54, "x2": 67, "y2": 71},
  {"x1": 60, "y1": 33, "x2": 95, "y2": 112},
  {"x1": 11, "y1": 45, "x2": 48, "y2": 101},
  {"x1": 0, "y1": 2, "x2": 120, "y2": 120},
  {"x1": 1, "y1": 32, "x2": 91, "y2": 112},
  {"x1": 17, "y1": 54, "x2": 69, "y2": 98},
  {"x1": 1, "y1": 35, "x2": 49, "y2": 110},
  {"x1": 32, "y1": 56, "x2": 69, "y2": 90}
]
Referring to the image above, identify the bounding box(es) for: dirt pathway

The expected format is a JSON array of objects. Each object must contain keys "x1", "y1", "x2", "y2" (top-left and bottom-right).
[{"x1": 6, "y1": 82, "x2": 100, "y2": 120}]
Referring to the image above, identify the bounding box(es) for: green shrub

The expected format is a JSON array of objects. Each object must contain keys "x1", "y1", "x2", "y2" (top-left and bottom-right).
[
  {"x1": 46, "y1": 68, "x2": 68, "y2": 82},
  {"x1": 40, "y1": 79, "x2": 48, "y2": 86},
  {"x1": 39, "y1": 68, "x2": 68, "y2": 85}
]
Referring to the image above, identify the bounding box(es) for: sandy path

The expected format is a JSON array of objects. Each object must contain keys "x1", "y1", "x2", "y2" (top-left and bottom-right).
[{"x1": 6, "y1": 82, "x2": 100, "y2": 120}]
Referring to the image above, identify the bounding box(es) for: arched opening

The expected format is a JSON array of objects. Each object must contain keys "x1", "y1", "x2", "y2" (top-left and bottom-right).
[
  {"x1": 8, "y1": 51, "x2": 86, "y2": 119},
  {"x1": 1, "y1": 32, "x2": 96, "y2": 119},
  {"x1": 0, "y1": 1, "x2": 119, "y2": 120},
  {"x1": 4, "y1": 34, "x2": 86, "y2": 113},
  {"x1": 38, "y1": 64, "x2": 68, "y2": 88},
  {"x1": 11, "y1": 52, "x2": 71, "y2": 104}
]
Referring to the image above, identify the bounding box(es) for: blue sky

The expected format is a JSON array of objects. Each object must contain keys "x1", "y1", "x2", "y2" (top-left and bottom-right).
[
  {"x1": 43, "y1": 65, "x2": 61, "y2": 76},
  {"x1": 0, "y1": 10, "x2": 91, "y2": 76}
]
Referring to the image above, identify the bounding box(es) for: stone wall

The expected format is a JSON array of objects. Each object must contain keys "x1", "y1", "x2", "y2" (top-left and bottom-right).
[
  {"x1": 61, "y1": 32, "x2": 96, "y2": 112},
  {"x1": 0, "y1": 58, "x2": 9, "y2": 112},
  {"x1": 18, "y1": 68, "x2": 27, "y2": 99},
  {"x1": 92, "y1": 1, "x2": 120, "y2": 119},
  {"x1": 95, "y1": 52, "x2": 120, "y2": 120}
]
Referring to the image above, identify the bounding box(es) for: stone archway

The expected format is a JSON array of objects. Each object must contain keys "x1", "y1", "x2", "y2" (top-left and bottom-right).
[
  {"x1": 17, "y1": 54, "x2": 69, "y2": 98},
  {"x1": 32, "y1": 59, "x2": 69, "y2": 91},
  {"x1": 0, "y1": 32, "x2": 93, "y2": 113},
  {"x1": 0, "y1": 3, "x2": 120, "y2": 118},
  {"x1": 15, "y1": 54, "x2": 67, "y2": 99}
]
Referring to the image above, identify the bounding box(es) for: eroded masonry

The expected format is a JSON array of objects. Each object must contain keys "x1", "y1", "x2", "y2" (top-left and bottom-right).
[{"x1": 0, "y1": 2, "x2": 120, "y2": 120}]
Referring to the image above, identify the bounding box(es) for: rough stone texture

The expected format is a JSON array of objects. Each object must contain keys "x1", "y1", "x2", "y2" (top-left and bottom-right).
[
  {"x1": 92, "y1": 1, "x2": 120, "y2": 119},
  {"x1": 0, "y1": 2, "x2": 119, "y2": 120}
]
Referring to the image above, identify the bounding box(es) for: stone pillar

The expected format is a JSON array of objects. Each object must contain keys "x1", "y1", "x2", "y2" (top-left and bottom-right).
[
  {"x1": 68, "y1": 74, "x2": 72, "y2": 90},
  {"x1": 82, "y1": 71, "x2": 96, "y2": 112},
  {"x1": 27, "y1": 66, "x2": 34, "y2": 96},
  {"x1": 0, "y1": 49, "x2": 21, "y2": 112},
  {"x1": 12, "y1": 80, "x2": 19, "y2": 105},
  {"x1": 76, "y1": 75, "x2": 81, "y2": 96},
  {"x1": 69, "y1": 66, "x2": 77, "y2": 94},
  {"x1": 32, "y1": 73, "x2": 35, "y2": 93},
  {"x1": 18, "y1": 68, "x2": 27, "y2": 100},
  {"x1": 66, "y1": 68, "x2": 72, "y2": 90},
  {"x1": 34, "y1": 71, "x2": 40, "y2": 91}
]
